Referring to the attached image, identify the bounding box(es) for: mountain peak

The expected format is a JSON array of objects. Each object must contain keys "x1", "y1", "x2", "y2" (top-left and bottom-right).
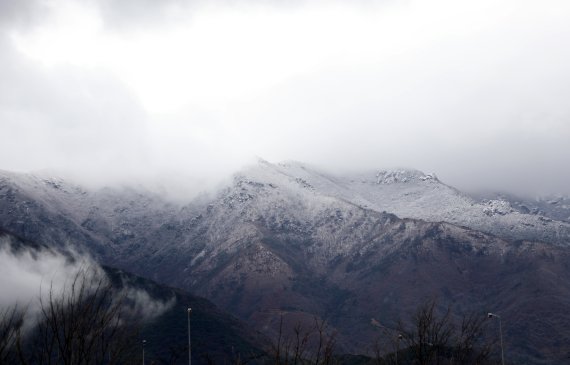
[{"x1": 375, "y1": 168, "x2": 439, "y2": 184}]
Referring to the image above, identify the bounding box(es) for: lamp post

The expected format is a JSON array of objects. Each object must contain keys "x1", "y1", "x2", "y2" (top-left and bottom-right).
[
  {"x1": 488, "y1": 313, "x2": 505, "y2": 365},
  {"x1": 142, "y1": 340, "x2": 146, "y2": 365},
  {"x1": 396, "y1": 333, "x2": 403, "y2": 365},
  {"x1": 188, "y1": 307, "x2": 192, "y2": 365}
]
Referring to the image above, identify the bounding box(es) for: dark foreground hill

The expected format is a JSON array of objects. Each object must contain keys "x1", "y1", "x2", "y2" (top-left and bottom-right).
[
  {"x1": 105, "y1": 266, "x2": 270, "y2": 365},
  {"x1": 0, "y1": 229, "x2": 269, "y2": 365}
]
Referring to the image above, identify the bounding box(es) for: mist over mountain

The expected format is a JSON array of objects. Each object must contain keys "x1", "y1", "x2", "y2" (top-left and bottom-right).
[{"x1": 2, "y1": 1, "x2": 570, "y2": 197}]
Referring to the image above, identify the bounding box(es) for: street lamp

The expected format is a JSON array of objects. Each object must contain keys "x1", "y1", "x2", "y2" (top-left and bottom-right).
[
  {"x1": 488, "y1": 313, "x2": 505, "y2": 365},
  {"x1": 188, "y1": 307, "x2": 192, "y2": 365},
  {"x1": 142, "y1": 340, "x2": 146, "y2": 365},
  {"x1": 396, "y1": 333, "x2": 403, "y2": 365}
]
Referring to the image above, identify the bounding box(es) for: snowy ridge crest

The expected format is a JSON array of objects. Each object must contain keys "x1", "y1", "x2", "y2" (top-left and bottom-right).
[
  {"x1": 375, "y1": 169, "x2": 439, "y2": 184},
  {"x1": 482, "y1": 199, "x2": 515, "y2": 216}
]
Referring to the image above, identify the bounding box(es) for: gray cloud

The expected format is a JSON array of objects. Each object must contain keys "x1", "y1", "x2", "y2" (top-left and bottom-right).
[
  {"x1": 0, "y1": 237, "x2": 175, "y2": 328},
  {"x1": 0, "y1": 0, "x2": 46, "y2": 30},
  {"x1": 0, "y1": 0, "x2": 569, "y2": 196},
  {"x1": 120, "y1": 287, "x2": 176, "y2": 322},
  {"x1": 0, "y1": 238, "x2": 102, "y2": 326},
  {"x1": 0, "y1": 35, "x2": 150, "y2": 183}
]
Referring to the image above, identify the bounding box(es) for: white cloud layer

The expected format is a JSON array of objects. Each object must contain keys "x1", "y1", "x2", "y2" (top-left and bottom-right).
[
  {"x1": 0, "y1": 236, "x2": 175, "y2": 327},
  {"x1": 0, "y1": 241, "x2": 94, "y2": 311},
  {"x1": 1, "y1": 0, "x2": 569, "y2": 195}
]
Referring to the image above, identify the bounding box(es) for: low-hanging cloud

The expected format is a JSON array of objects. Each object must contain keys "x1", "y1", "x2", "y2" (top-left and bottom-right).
[
  {"x1": 0, "y1": 238, "x2": 95, "y2": 312},
  {"x1": 0, "y1": 0, "x2": 569, "y2": 196},
  {"x1": 120, "y1": 287, "x2": 176, "y2": 323},
  {"x1": 0, "y1": 236, "x2": 176, "y2": 329}
]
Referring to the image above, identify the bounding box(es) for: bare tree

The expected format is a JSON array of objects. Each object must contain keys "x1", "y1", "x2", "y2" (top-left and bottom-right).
[
  {"x1": 452, "y1": 312, "x2": 492, "y2": 364},
  {"x1": 0, "y1": 306, "x2": 25, "y2": 364},
  {"x1": 396, "y1": 299, "x2": 493, "y2": 365},
  {"x1": 398, "y1": 300, "x2": 453, "y2": 365},
  {"x1": 267, "y1": 316, "x2": 337, "y2": 365},
  {"x1": 312, "y1": 318, "x2": 336, "y2": 365},
  {"x1": 18, "y1": 268, "x2": 140, "y2": 365},
  {"x1": 291, "y1": 322, "x2": 310, "y2": 365}
]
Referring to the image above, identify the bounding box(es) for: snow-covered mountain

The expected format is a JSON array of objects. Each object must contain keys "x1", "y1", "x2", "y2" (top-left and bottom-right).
[
  {"x1": 2, "y1": 160, "x2": 568, "y2": 251},
  {"x1": 2, "y1": 161, "x2": 570, "y2": 364},
  {"x1": 474, "y1": 191, "x2": 570, "y2": 223},
  {"x1": 260, "y1": 161, "x2": 570, "y2": 245}
]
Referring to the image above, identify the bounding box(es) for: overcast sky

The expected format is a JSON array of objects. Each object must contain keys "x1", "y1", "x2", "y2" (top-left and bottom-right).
[{"x1": 1, "y1": 0, "x2": 569, "y2": 196}]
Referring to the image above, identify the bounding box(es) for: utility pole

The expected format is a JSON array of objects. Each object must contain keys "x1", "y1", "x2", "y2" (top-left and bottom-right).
[
  {"x1": 188, "y1": 307, "x2": 192, "y2": 365},
  {"x1": 488, "y1": 313, "x2": 505, "y2": 365}
]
